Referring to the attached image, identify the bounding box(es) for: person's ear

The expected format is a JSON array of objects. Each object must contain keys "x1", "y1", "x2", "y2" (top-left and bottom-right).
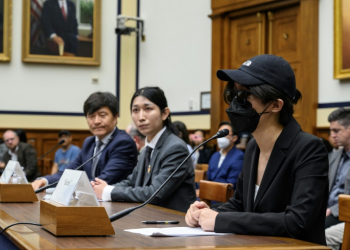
[
  {"x1": 231, "y1": 135, "x2": 238, "y2": 143},
  {"x1": 162, "y1": 107, "x2": 170, "y2": 121},
  {"x1": 271, "y1": 99, "x2": 284, "y2": 113}
]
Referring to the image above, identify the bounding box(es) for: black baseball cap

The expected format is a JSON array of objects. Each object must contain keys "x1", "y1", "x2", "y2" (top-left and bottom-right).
[
  {"x1": 217, "y1": 54, "x2": 296, "y2": 99},
  {"x1": 58, "y1": 130, "x2": 71, "y2": 137}
]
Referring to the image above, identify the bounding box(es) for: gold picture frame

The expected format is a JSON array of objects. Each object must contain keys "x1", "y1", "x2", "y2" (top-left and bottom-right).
[
  {"x1": 22, "y1": 0, "x2": 101, "y2": 66},
  {"x1": 334, "y1": 0, "x2": 350, "y2": 79},
  {"x1": 0, "y1": 0, "x2": 12, "y2": 62}
]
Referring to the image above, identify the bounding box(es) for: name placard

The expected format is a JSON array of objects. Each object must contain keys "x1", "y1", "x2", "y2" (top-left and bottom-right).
[
  {"x1": 50, "y1": 169, "x2": 99, "y2": 207},
  {"x1": 0, "y1": 160, "x2": 28, "y2": 184}
]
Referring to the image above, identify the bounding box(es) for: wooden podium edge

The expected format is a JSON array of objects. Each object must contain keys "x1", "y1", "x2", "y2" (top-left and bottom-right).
[
  {"x1": 40, "y1": 200, "x2": 115, "y2": 236},
  {"x1": 0, "y1": 183, "x2": 38, "y2": 202}
]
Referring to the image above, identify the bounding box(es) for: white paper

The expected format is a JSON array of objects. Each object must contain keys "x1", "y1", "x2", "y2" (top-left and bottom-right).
[
  {"x1": 125, "y1": 227, "x2": 232, "y2": 237},
  {"x1": 0, "y1": 161, "x2": 28, "y2": 184}
]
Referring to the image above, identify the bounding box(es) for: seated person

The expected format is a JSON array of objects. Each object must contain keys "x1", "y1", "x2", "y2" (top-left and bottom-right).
[
  {"x1": 207, "y1": 121, "x2": 244, "y2": 189},
  {"x1": 173, "y1": 121, "x2": 196, "y2": 169},
  {"x1": 326, "y1": 222, "x2": 344, "y2": 250},
  {"x1": 51, "y1": 130, "x2": 80, "y2": 174},
  {"x1": 127, "y1": 123, "x2": 146, "y2": 154},
  {"x1": 32, "y1": 92, "x2": 138, "y2": 190},
  {"x1": 185, "y1": 55, "x2": 328, "y2": 245},
  {"x1": 91, "y1": 87, "x2": 196, "y2": 213},
  {"x1": 1, "y1": 130, "x2": 40, "y2": 182},
  {"x1": 191, "y1": 129, "x2": 213, "y2": 164}
]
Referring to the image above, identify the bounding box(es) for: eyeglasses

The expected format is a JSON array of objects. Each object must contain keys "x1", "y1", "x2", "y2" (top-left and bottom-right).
[
  {"x1": 226, "y1": 90, "x2": 252, "y2": 105},
  {"x1": 5, "y1": 138, "x2": 15, "y2": 143}
]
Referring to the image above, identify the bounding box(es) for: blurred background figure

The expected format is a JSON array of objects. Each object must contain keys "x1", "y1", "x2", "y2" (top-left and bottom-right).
[
  {"x1": 173, "y1": 121, "x2": 195, "y2": 169},
  {"x1": 127, "y1": 123, "x2": 146, "y2": 154},
  {"x1": 190, "y1": 129, "x2": 213, "y2": 165},
  {"x1": 15, "y1": 129, "x2": 28, "y2": 143},
  {"x1": 51, "y1": 130, "x2": 80, "y2": 174}
]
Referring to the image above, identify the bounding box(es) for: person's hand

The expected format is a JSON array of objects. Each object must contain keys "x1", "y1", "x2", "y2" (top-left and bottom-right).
[
  {"x1": 31, "y1": 179, "x2": 46, "y2": 190},
  {"x1": 196, "y1": 208, "x2": 218, "y2": 231},
  {"x1": 91, "y1": 177, "x2": 107, "y2": 199},
  {"x1": 52, "y1": 35, "x2": 64, "y2": 46},
  {"x1": 0, "y1": 162, "x2": 5, "y2": 169},
  {"x1": 185, "y1": 201, "x2": 209, "y2": 227},
  {"x1": 326, "y1": 208, "x2": 332, "y2": 217}
]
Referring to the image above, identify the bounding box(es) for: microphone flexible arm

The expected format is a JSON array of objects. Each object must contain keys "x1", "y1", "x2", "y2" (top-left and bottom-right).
[
  {"x1": 26, "y1": 140, "x2": 65, "y2": 171},
  {"x1": 109, "y1": 129, "x2": 229, "y2": 222},
  {"x1": 35, "y1": 136, "x2": 114, "y2": 194}
]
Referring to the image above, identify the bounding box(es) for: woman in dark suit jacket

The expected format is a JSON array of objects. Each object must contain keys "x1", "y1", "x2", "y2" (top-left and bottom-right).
[
  {"x1": 185, "y1": 55, "x2": 329, "y2": 245},
  {"x1": 92, "y1": 87, "x2": 196, "y2": 213}
]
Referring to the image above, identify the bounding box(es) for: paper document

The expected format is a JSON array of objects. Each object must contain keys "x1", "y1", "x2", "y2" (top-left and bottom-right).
[{"x1": 125, "y1": 227, "x2": 232, "y2": 237}]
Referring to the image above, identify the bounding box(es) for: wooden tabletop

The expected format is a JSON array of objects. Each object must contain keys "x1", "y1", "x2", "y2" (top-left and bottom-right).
[{"x1": 0, "y1": 194, "x2": 330, "y2": 250}]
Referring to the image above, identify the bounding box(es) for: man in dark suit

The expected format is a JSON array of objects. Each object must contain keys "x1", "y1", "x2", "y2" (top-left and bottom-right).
[
  {"x1": 1, "y1": 130, "x2": 40, "y2": 182},
  {"x1": 326, "y1": 108, "x2": 350, "y2": 229},
  {"x1": 31, "y1": 92, "x2": 138, "y2": 190},
  {"x1": 41, "y1": 0, "x2": 78, "y2": 54}
]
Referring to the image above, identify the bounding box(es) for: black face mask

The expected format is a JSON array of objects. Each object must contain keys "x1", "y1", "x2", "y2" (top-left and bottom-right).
[{"x1": 226, "y1": 98, "x2": 271, "y2": 133}]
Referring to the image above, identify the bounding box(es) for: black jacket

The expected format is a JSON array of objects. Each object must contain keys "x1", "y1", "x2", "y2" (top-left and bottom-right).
[{"x1": 213, "y1": 118, "x2": 329, "y2": 245}]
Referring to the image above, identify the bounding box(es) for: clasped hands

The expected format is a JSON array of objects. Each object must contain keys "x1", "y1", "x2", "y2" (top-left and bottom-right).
[
  {"x1": 185, "y1": 201, "x2": 218, "y2": 231},
  {"x1": 90, "y1": 177, "x2": 107, "y2": 199}
]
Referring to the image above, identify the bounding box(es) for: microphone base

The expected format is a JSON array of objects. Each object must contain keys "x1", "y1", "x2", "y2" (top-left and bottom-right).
[
  {"x1": 0, "y1": 183, "x2": 38, "y2": 202},
  {"x1": 40, "y1": 200, "x2": 115, "y2": 236}
]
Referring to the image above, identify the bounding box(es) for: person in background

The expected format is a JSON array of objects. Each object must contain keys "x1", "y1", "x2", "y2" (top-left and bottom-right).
[
  {"x1": 207, "y1": 121, "x2": 244, "y2": 190},
  {"x1": 1, "y1": 130, "x2": 40, "y2": 182},
  {"x1": 91, "y1": 87, "x2": 196, "y2": 213},
  {"x1": 326, "y1": 222, "x2": 345, "y2": 250},
  {"x1": 191, "y1": 129, "x2": 213, "y2": 165},
  {"x1": 127, "y1": 123, "x2": 146, "y2": 154},
  {"x1": 51, "y1": 130, "x2": 80, "y2": 174},
  {"x1": 31, "y1": 92, "x2": 138, "y2": 190},
  {"x1": 0, "y1": 139, "x2": 8, "y2": 172},
  {"x1": 326, "y1": 108, "x2": 350, "y2": 229},
  {"x1": 185, "y1": 54, "x2": 328, "y2": 245},
  {"x1": 15, "y1": 129, "x2": 27, "y2": 143},
  {"x1": 173, "y1": 121, "x2": 195, "y2": 169}
]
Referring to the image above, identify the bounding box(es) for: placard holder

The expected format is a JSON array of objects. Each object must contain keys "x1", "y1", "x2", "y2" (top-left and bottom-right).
[
  {"x1": 40, "y1": 199, "x2": 115, "y2": 236},
  {"x1": 40, "y1": 169, "x2": 114, "y2": 236},
  {"x1": 0, "y1": 183, "x2": 38, "y2": 202},
  {"x1": 0, "y1": 161, "x2": 37, "y2": 202}
]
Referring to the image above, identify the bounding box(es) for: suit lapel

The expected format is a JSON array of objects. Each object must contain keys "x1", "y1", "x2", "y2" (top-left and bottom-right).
[
  {"x1": 253, "y1": 117, "x2": 300, "y2": 211},
  {"x1": 84, "y1": 141, "x2": 96, "y2": 175},
  {"x1": 211, "y1": 153, "x2": 221, "y2": 180},
  {"x1": 143, "y1": 129, "x2": 170, "y2": 185},
  {"x1": 328, "y1": 149, "x2": 343, "y2": 191},
  {"x1": 247, "y1": 144, "x2": 259, "y2": 212}
]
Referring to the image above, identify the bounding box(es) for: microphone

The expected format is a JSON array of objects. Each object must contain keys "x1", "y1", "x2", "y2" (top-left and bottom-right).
[
  {"x1": 25, "y1": 139, "x2": 65, "y2": 172},
  {"x1": 109, "y1": 129, "x2": 229, "y2": 222},
  {"x1": 35, "y1": 136, "x2": 114, "y2": 194}
]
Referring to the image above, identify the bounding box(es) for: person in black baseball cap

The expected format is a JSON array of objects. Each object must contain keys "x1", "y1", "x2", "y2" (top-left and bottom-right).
[{"x1": 185, "y1": 54, "x2": 329, "y2": 246}]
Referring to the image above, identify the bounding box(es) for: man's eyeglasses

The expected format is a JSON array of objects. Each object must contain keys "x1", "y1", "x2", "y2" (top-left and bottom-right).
[
  {"x1": 226, "y1": 90, "x2": 252, "y2": 105},
  {"x1": 5, "y1": 138, "x2": 15, "y2": 143}
]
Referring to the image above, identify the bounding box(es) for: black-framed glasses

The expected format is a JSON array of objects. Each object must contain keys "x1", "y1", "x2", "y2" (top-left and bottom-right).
[{"x1": 226, "y1": 90, "x2": 252, "y2": 105}]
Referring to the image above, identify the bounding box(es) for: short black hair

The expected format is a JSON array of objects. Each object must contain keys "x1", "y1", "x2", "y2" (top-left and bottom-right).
[
  {"x1": 83, "y1": 92, "x2": 119, "y2": 117},
  {"x1": 328, "y1": 108, "x2": 350, "y2": 128},
  {"x1": 193, "y1": 129, "x2": 206, "y2": 137},
  {"x1": 58, "y1": 130, "x2": 71, "y2": 137},
  {"x1": 173, "y1": 121, "x2": 190, "y2": 144},
  {"x1": 223, "y1": 82, "x2": 302, "y2": 126},
  {"x1": 218, "y1": 121, "x2": 237, "y2": 136}
]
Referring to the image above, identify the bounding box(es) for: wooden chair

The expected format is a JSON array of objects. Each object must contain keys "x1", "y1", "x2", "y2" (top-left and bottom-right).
[
  {"x1": 198, "y1": 180, "x2": 234, "y2": 206},
  {"x1": 339, "y1": 194, "x2": 350, "y2": 250},
  {"x1": 195, "y1": 170, "x2": 207, "y2": 183},
  {"x1": 195, "y1": 164, "x2": 208, "y2": 171}
]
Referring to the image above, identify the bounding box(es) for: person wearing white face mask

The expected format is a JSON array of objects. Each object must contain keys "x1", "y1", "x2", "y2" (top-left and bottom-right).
[{"x1": 207, "y1": 121, "x2": 244, "y2": 192}]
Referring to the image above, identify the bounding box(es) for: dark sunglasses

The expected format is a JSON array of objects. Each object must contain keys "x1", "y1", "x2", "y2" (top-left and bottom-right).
[{"x1": 226, "y1": 90, "x2": 252, "y2": 105}]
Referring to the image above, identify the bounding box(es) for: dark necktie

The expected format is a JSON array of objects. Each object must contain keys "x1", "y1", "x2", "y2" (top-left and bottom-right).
[
  {"x1": 91, "y1": 141, "x2": 103, "y2": 179},
  {"x1": 144, "y1": 146, "x2": 153, "y2": 175}
]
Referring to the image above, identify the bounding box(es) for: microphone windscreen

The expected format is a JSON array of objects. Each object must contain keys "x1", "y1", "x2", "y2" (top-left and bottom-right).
[
  {"x1": 216, "y1": 129, "x2": 229, "y2": 138},
  {"x1": 59, "y1": 139, "x2": 65, "y2": 145}
]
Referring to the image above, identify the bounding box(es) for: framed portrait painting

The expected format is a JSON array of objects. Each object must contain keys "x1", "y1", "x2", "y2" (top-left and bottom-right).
[
  {"x1": 334, "y1": 0, "x2": 350, "y2": 79},
  {"x1": 22, "y1": 0, "x2": 101, "y2": 66},
  {"x1": 0, "y1": 0, "x2": 12, "y2": 62}
]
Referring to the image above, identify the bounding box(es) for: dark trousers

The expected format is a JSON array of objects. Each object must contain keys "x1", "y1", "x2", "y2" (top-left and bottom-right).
[{"x1": 325, "y1": 214, "x2": 341, "y2": 229}]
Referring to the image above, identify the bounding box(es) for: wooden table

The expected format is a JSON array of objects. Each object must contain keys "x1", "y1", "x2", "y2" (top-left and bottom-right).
[{"x1": 0, "y1": 195, "x2": 330, "y2": 250}]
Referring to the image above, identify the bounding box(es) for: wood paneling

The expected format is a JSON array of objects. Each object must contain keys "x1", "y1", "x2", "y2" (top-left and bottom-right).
[{"x1": 210, "y1": 0, "x2": 319, "y2": 136}]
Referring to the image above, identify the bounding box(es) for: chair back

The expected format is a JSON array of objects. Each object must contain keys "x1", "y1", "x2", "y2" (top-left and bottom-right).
[
  {"x1": 195, "y1": 170, "x2": 207, "y2": 183},
  {"x1": 198, "y1": 180, "x2": 234, "y2": 206},
  {"x1": 195, "y1": 164, "x2": 208, "y2": 171},
  {"x1": 339, "y1": 194, "x2": 350, "y2": 250}
]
